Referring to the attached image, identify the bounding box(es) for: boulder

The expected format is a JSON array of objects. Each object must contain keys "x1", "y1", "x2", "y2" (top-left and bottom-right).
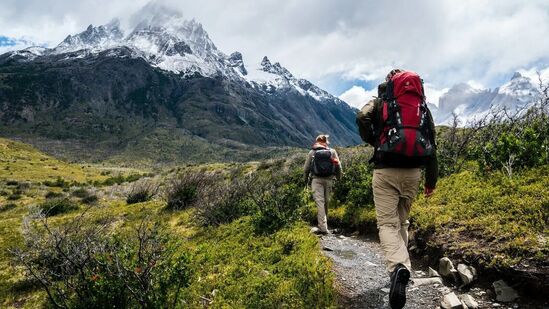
[
  {"x1": 459, "y1": 294, "x2": 479, "y2": 309},
  {"x1": 439, "y1": 257, "x2": 457, "y2": 277},
  {"x1": 310, "y1": 227, "x2": 320, "y2": 234},
  {"x1": 457, "y1": 264, "x2": 477, "y2": 286},
  {"x1": 441, "y1": 292, "x2": 463, "y2": 309},
  {"x1": 493, "y1": 280, "x2": 519, "y2": 302},
  {"x1": 428, "y1": 266, "x2": 441, "y2": 277},
  {"x1": 411, "y1": 277, "x2": 443, "y2": 286}
]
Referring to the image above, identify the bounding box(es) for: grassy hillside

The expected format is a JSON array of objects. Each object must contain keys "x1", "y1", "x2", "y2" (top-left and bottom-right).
[
  {"x1": 412, "y1": 166, "x2": 548, "y2": 268},
  {"x1": 0, "y1": 137, "x2": 109, "y2": 183},
  {"x1": 0, "y1": 138, "x2": 334, "y2": 308}
]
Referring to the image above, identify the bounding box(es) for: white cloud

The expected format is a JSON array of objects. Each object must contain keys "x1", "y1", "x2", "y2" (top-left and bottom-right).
[
  {"x1": 0, "y1": 0, "x2": 548, "y2": 93},
  {"x1": 423, "y1": 83, "x2": 450, "y2": 107},
  {"x1": 518, "y1": 67, "x2": 549, "y2": 85},
  {"x1": 339, "y1": 86, "x2": 377, "y2": 109}
]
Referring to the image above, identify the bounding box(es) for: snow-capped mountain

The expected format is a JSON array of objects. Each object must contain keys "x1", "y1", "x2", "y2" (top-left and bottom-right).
[
  {"x1": 53, "y1": 19, "x2": 124, "y2": 54},
  {"x1": 430, "y1": 72, "x2": 541, "y2": 125},
  {"x1": 0, "y1": 7, "x2": 360, "y2": 162},
  {"x1": 244, "y1": 56, "x2": 335, "y2": 102},
  {"x1": 7, "y1": 10, "x2": 336, "y2": 104}
]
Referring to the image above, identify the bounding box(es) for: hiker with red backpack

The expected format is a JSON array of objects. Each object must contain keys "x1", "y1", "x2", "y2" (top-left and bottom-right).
[
  {"x1": 356, "y1": 69, "x2": 438, "y2": 309},
  {"x1": 303, "y1": 134, "x2": 342, "y2": 235}
]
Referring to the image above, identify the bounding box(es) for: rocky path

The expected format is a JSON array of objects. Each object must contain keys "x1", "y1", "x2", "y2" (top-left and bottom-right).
[
  {"x1": 319, "y1": 233, "x2": 442, "y2": 308},
  {"x1": 319, "y1": 232, "x2": 546, "y2": 309}
]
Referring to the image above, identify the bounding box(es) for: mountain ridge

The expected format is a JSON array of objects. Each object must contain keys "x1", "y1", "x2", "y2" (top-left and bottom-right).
[{"x1": 0, "y1": 10, "x2": 360, "y2": 164}]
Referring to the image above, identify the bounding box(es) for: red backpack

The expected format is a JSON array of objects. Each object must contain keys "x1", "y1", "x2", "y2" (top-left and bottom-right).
[{"x1": 376, "y1": 71, "x2": 434, "y2": 158}]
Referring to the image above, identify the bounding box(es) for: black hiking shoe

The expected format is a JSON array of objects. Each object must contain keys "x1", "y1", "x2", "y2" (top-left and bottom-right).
[{"x1": 389, "y1": 264, "x2": 410, "y2": 309}]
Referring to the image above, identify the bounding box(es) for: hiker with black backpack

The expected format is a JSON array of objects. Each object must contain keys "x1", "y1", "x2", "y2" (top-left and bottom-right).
[
  {"x1": 303, "y1": 134, "x2": 342, "y2": 235},
  {"x1": 356, "y1": 69, "x2": 438, "y2": 309}
]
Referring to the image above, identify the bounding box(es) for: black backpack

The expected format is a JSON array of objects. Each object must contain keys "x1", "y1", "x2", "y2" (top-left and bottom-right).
[{"x1": 312, "y1": 149, "x2": 335, "y2": 177}]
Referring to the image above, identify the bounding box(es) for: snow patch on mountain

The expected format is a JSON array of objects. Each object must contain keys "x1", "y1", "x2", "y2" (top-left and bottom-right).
[
  {"x1": 432, "y1": 72, "x2": 542, "y2": 125},
  {"x1": 19, "y1": 9, "x2": 339, "y2": 103}
]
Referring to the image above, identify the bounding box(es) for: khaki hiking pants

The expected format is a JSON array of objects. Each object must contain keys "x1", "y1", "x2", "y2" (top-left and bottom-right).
[
  {"x1": 311, "y1": 177, "x2": 333, "y2": 232},
  {"x1": 372, "y1": 168, "x2": 421, "y2": 272}
]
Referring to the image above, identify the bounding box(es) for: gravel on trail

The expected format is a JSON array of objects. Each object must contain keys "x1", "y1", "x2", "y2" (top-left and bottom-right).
[{"x1": 320, "y1": 233, "x2": 443, "y2": 309}]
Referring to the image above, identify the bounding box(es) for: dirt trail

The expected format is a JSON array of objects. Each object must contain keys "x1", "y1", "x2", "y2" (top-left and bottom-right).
[{"x1": 320, "y1": 233, "x2": 443, "y2": 309}]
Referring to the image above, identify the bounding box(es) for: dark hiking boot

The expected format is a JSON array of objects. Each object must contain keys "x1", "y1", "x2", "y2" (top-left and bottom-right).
[{"x1": 389, "y1": 263, "x2": 410, "y2": 309}]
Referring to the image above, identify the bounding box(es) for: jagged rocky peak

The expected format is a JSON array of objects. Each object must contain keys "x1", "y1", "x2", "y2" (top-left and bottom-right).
[
  {"x1": 129, "y1": 3, "x2": 217, "y2": 57},
  {"x1": 260, "y1": 56, "x2": 272, "y2": 68},
  {"x1": 511, "y1": 71, "x2": 522, "y2": 80},
  {"x1": 259, "y1": 56, "x2": 293, "y2": 79},
  {"x1": 54, "y1": 18, "x2": 123, "y2": 53},
  {"x1": 228, "y1": 52, "x2": 247, "y2": 75},
  {"x1": 499, "y1": 71, "x2": 539, "y2": 99}
]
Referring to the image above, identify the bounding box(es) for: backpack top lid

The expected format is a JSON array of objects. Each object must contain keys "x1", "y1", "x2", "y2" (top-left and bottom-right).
[{"x1": 388, "y1": 71, "x2": 424, "y2": 100}]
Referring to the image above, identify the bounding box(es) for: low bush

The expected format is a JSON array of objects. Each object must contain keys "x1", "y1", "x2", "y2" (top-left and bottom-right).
[
  {"x1": 126, "y1": 180, "x2": 158, "y2": 204},
  {"x1": 193, "y1": 174, "x2": 257, "y2": 226},
  {"x1": 71, "y1": 187, "x2": 90, "y2": 198},
  {"x1": 165, "y1": 172, "x2": 214, "y2": 211},
  {"x1": 45, "y1": 191, "x2": 64, "y2": 199},
  {"x1": 12, "y1": 215, "x2": 192, "y2": 308},
  {"x1": 6, "y1": 180, "x2": 18, "y2": 186},
  {"x1": 0, "y1": 203, "x2": 16, "y2": 212},
  {"x1": 43, "y1": 177, "x2": 68, "y2": 188},
  {"x1": 16, "y1": 182, "x2": 31, "y2": 191},
  {"x1": 100, "y1": 174, "x2": 144, "y2": 186},
  {"x1": 7, "y1": 193, "x2": 22, "y2": 200},
  {"x1": 81, "y1": 194, "x2": 98, "y2": 205},
  {"x1": 251, "y1": 178, "x2": 306, "y2": 234},
  {"x1": 38, "y1": 198, "x2": 79, "y2": 216}
]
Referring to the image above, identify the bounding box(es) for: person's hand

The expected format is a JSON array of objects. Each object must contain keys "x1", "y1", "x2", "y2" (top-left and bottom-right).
[{"x1": 424, "y1": 187, "x2": 435, "y2": 198}]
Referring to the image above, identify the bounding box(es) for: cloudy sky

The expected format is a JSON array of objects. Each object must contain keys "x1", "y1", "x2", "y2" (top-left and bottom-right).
[{"x1": 1, "y1": 0, "x2": 548, "y2": 108}]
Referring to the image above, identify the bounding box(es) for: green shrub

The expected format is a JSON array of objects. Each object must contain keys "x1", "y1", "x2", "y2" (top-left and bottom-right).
[
  {"x1": 251, "y1": 181, "x2": 306, "y2": 234},
  {"x1": 7, "y1": 193, "x2": 21, "y2": 200},
  {"x1": 43, "y1": 176, "x2": 68, "y2": 188},
  {"x1": 38, "y1": 198, "x2": 79, "y2": 216},
  {"x1": 6, "y1": 180, "x2": 18, "y2": 186},
  {"x1": 165, "y1": 172, "x2": 213, "y2": 211},
  {"x1": 0, "y1": 203, "x2": 16, "y2": 212},
  {"x1": 12, "y1": 217, "x2": 192, "y2": 308},
  {"x1": 71, "y1": 187, "x2": 90, "y2": 198},
  {"x1": 81, "y1": 194, "x2": 98, "y2": 205},
  {"x1": 193, "y1": 175, "x2": 257, "y2": 226},
  {"x1": 126, "y1": 180, "x2": 158, "y2": 204},
  {"x1": 45, "y1": 191, "x2": 64, "y2": 199}
]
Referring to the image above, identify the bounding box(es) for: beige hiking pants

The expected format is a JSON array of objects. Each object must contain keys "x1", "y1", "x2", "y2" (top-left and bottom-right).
[
  {"x1": 311, "y1": 177, "x2": 333, "y2": 232},
  {"x1": 372, "y1": 168, "x2": 421, "y2": 272}
]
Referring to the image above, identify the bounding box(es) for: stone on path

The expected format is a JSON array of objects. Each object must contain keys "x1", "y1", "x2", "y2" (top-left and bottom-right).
[
  {"x1": 459, "y1": 294, "x2": 479, "y2": 309},
  {"x1": 428, "y1": 266, "x2": 440, "y2": 277},
  {"x1": 493, "y1": 280, "x2": 519, "y2": 302},
  {"x1": 441, "y1": 292, "x2": 463, "y2": 309},
  {"x1": 310, "y1": 227, "x2": 320, "y2": 234},
  {"x1": 457, "y1": 264, "x2": 477, "y2": 286},
  {"x1": 411, "y1": 277, "x2": 443, "y2": 287},
  {"x1": 439, "y1": 257, "x2": 458, "y2": 277}
]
